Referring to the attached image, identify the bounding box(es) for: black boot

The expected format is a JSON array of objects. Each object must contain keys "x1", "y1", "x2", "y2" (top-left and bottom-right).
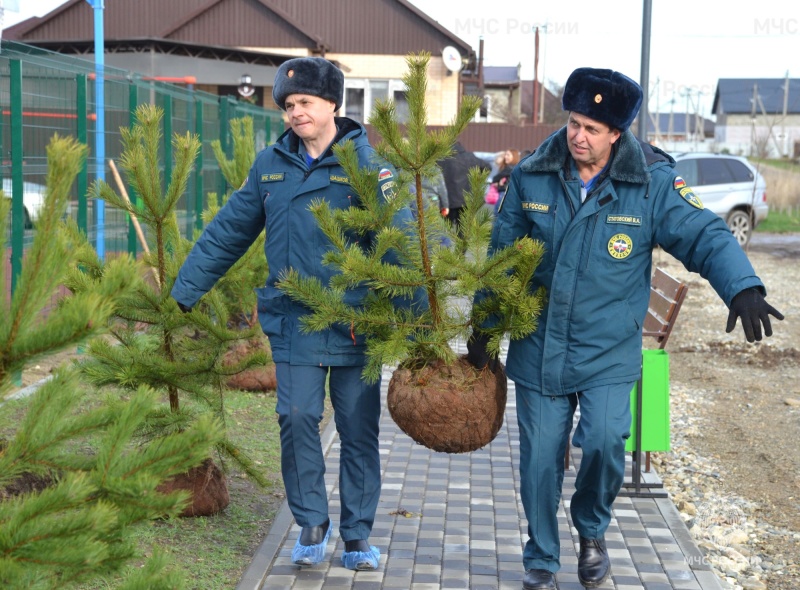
[
  {"x1": 523, "y1": 568, "x2": 556, "y2": 590},
  {"x1": 299, "y1": 518, "x2": 330, "y2": 545},
  {"x1": 578, "y1": 537, "x2": 610, "y2": 588}
]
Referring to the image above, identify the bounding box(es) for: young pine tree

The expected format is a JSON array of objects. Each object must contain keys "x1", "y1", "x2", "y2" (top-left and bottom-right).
[
  {"x1": 277, "y1": 53, "x2": 546, "y2": 452},
  {"x1": 74, "y1": 105, "x2": 270, "y2": 501},
  {"x1": 0, "y1": 135, "x2": 222, "y2": 589}
]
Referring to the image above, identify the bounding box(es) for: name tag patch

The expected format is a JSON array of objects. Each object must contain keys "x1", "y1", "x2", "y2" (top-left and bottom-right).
[
  {"x1": 606, "y1": 214, "x2": 642, "y2": 226},
  {"x1": 261, "y1": 173, "x2": 285, "y2": 182},
  {"x1": 521, "y1": 202, "x2": 550, "y2": 213},
  {"x1": 329, "y1": 174, "x2": 350, "y2": 184}
]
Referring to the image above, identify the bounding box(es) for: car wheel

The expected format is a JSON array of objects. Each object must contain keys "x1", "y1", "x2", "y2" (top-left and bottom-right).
[{"x1": 726, "y1": 210, "x2": 752, "y2": 247}]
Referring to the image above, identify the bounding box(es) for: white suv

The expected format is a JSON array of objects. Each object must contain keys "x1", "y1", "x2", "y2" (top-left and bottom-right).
[{"x1": 672, "y1": 153, "x2": 768, "y2": 246}]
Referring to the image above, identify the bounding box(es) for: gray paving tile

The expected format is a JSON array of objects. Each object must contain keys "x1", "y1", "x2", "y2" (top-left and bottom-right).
[{"x1": 236, "y1": 364, "x2": 726, "y2": 590}]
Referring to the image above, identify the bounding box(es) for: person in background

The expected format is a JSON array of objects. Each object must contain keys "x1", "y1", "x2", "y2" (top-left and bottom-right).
[
  {"x1": 172, "y1": 57, "x2": 418, "y2": 572},
  {"x1": 490, "y1": 148, "x2": 521, "y2": 195},
  {"x1": 420, "y1": 164, "x2": 449, "y2": 217},
  {"x1": 438, "y1": 141, "x2": 491, "y2": 235},
  {"x1": 467, "y1": 67, "x2": 783, "y2": 590}
]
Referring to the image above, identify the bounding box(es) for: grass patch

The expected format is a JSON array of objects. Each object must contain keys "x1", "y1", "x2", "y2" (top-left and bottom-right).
[
  {"x1": 2, "y1": 372, "x2": 320, "y2": 589},
  {"x1": 752, "y1": 158, "x2": 800, "y2": 173},
  {"x1": 757, "y1": 209, "x2": 800, "y2": 233}
]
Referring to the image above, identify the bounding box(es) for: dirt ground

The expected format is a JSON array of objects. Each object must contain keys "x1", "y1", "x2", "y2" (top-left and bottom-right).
[{"x1": 651, "y1": 238, "x2": 800, "y2": 589}]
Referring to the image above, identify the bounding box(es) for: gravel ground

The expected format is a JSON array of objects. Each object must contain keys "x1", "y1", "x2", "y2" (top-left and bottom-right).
[{"x1": 649, "y1": 240, "x2": 800, "y2": 590}]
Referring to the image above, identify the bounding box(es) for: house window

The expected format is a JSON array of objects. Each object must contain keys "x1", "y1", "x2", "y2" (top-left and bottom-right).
[{"x1": 343, "y1": 79, "x2": 407, "y2": 123}]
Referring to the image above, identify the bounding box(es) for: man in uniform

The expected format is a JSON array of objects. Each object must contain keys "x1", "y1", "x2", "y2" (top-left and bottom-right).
[
  {"x1": 467, "y1": 67, "x2": 783, "y2": 589},
  {"x1": 173, "y1": 57, "x2": 413, "y2": 571}
]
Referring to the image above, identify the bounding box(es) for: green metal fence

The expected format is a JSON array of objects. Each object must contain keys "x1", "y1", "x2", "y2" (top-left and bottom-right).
[{"x1": 1, "y1": 40, "x2": 283, "y2": 298}]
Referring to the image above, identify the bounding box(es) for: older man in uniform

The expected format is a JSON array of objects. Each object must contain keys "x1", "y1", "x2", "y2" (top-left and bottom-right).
[{"x1": 467, "y1": 67, "x2": 783, "y2": 589}]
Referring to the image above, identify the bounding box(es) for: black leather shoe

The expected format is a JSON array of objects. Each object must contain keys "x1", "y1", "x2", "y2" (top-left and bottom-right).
[
  {"x1": 299, "y1": 518, "x2": 330, "y2": 546},
  {"x1": 523, "y1": 568, "x2": 556, "y2": 590},
  {"x1": 578, "y1": 537, "x2": 610, "y2": 588}
]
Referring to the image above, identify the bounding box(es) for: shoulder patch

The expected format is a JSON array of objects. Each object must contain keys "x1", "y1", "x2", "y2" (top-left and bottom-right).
[
  {"x1": 673, "y1": 176, "x2": 686, "y2": 190},
  {"x1": 260, "y1": 173, "x2": 285, "y2": 182},
  {"x1": 380, "y1": 180, "x2": 397, "y2": 201},
  {"x1": 378, "y1": 168, "x2": 393, "y2": 181},
  {"x1": 678, "y1": 186, "x2": 703, "y2": 209}
]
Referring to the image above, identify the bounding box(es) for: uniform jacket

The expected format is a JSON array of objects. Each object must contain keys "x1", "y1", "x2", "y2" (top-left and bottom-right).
[
  {"x1": 172, "y1": 117, "x2": 411, "y2": 366},
  {"x1": 489, "y1": 127, "x2": 764, "y2": 395}
]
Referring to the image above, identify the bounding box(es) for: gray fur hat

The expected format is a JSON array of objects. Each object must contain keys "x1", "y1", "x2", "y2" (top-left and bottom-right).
[
  {"x1": 562, "y1": 67, "x2": 643, "y2": 131},
  {"x1": 272, "y1": 57, "x2": 344, "y2": 111}
]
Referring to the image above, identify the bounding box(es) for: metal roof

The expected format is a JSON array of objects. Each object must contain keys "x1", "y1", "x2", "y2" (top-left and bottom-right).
[
  {"x1": 712, "y1": 78, "x2": 800, "y2": 115},
  {"x1": 3, "y1": 0, "x2": 474, "y2": 59}
]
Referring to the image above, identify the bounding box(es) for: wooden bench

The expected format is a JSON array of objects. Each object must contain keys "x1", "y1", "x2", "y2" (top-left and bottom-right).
[{"x1": 564, "y1": 268, "x2": 689, "y2": 475}]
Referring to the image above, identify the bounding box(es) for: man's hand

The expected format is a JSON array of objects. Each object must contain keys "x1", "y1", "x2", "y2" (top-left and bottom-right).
[
  {"x1": 726, "y1": 287, "x2": 784, "y2": 343},
  {"x1": 440, "y1": 208, "x2": 449, "y2": 217},
  {"x1": 466, "y1": 332, "x2": 498, "y2": 372},
  {"x1": 175, "y1": 299, "x2": 192, "y2": 314}
]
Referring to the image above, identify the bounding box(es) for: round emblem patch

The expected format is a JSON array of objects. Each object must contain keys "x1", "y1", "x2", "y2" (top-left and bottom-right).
[{"x1": 608, "y1": 233, "x2": 633, "y2": 259}]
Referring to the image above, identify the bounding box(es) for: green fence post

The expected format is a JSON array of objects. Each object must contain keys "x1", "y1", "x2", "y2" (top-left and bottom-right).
[
  {"x1": 218, "y1": 96, "x2": 230, "y2": 198},
  {"x1": 127, "y1": 81, "x2": 139, "y2": 256},
  {"x1": 194, "y1": 98, "x2": 204, "y2": 232},
  {"x1": 76, "y1": 73, "x2": 88, "y2": 233},
  {"x1": 9, "y1": 60, "x2": 23, "y2": 387},
  {"x1": 9, "y1": 59, "x2": 23, "y2": 296},
  {"x1": 162, "y1": 92, "x2": 173, "y2": 190}
]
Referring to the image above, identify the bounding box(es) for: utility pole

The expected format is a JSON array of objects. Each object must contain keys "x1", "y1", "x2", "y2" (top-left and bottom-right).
[
  {"x1": 637, "y1": 0, "x2": 652, "y2": 143},
  {"x1": 781, "y1": 70, "x2": 789, "y2": 157},
  {"x1": 532, "y1": 27, "x2": 539, "y2": 127}
]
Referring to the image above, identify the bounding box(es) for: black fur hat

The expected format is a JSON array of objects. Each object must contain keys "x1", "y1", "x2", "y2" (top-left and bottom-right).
[
  {"x1": 562, "y1": 67, "x2": 643, "y2": 131},
  {"x1": 272, "y1": 57, "x2": 344, "y2": 111}
]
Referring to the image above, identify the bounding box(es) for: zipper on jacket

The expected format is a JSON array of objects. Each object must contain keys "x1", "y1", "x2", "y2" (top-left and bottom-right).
[
  {"x1": 581, "y1": 212, "x2": 600, "y2": 271},
  {"x1": 558, "y1": 175, "x2": 576, "y2": 218}
]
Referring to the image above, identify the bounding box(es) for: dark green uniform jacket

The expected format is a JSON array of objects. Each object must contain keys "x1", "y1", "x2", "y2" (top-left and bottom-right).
[
  {"x1": 490, "y1": 127, "x2": 764, "y2": 395},
  {"x1": 172, "y1": 117, "x2": 409, "y2": 366}
]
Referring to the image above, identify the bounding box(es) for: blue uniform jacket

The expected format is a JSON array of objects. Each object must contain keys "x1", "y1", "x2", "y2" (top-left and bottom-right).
[
  {"x1": 172, "y1": 117, "x2": 411, "y2": 366},
  {"x1": 489, "y1": 127, "x2": 764, "y2": 395}
]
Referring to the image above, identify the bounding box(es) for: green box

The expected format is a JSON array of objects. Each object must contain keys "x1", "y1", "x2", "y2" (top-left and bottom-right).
[{"x1": 625, "y1": 349, "x2": 670, "y2": 452}]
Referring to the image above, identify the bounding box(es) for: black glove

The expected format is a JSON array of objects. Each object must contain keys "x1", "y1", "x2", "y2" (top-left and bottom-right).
[
  {"x1": 175, "y1": 299, "x2": 192, "y2": 314},
  {"x1": 466, "y1": 332, "x2": 498, "y2": 372},
  {"x1": 725, "y1": 287, "x2": 784, "y2": 343}
]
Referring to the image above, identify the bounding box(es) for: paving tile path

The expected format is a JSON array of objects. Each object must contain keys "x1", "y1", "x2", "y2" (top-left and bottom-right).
[{"x1": 237, "y1": 343, "x2": 723, "y2": 590}]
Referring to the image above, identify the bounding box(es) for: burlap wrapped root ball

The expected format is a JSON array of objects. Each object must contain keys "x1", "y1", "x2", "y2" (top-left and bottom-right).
[{"x1": 387, "y1": 356, "x2": 507, "y2": 453}]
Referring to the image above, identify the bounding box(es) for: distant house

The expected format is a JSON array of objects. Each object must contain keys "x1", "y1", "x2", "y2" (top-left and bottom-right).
[
  {"x1": 480, "y1": 65, "x2": 559, "y2": 125},
  {"x1": 645, "y1": 112, "x2": 714, "y2": 152},
  {"x1": 712, "y1": 78, "x2": 800, "y2": 158},
  {"x1": 3, "y1": 0, "x2": 477, "y2": 126}
]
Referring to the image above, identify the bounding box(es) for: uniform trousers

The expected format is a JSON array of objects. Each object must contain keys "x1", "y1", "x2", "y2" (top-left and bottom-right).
[
  {"x1": 275, "y1": 363, "x2": 381, "y2": 542},
  {"x1": 515, "y1": 381, "x2": 633, "y2": 572}
]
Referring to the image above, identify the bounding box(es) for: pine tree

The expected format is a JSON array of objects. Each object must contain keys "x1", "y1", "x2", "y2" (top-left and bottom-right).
[
  {"x1": 208, "y1": 116, "x2": 268, "y2": 332},
  {"x1": 0, "y1": 135, "x2": 223, "y2": 589},
  {"x1": 73, "y1": 104, "x2": 269, "y2": 490},
  {"x1": 276, "y1": 53, "x2": 547, "y2": 452},
  {"x1": 277, "y1": 53, "x2": 546, "y2": 381}
]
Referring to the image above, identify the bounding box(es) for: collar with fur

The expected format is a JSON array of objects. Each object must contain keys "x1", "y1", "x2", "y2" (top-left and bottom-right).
[{"x1": 520, "y1": 127, "x2": 674, "y2": 185}]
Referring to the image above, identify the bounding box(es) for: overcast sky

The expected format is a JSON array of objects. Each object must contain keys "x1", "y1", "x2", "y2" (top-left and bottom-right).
[{"x1": 4, "y1": 0, "x2": 798, "y2": 119}]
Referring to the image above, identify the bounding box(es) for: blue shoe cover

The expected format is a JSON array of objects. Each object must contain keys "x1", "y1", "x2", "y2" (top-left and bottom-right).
[
  {"x1": 341, "y1": 545, "x2": 380, "y2": 570},
  {"x1": 291, "y1": 522, "x2": 332, "y2": 566}
]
